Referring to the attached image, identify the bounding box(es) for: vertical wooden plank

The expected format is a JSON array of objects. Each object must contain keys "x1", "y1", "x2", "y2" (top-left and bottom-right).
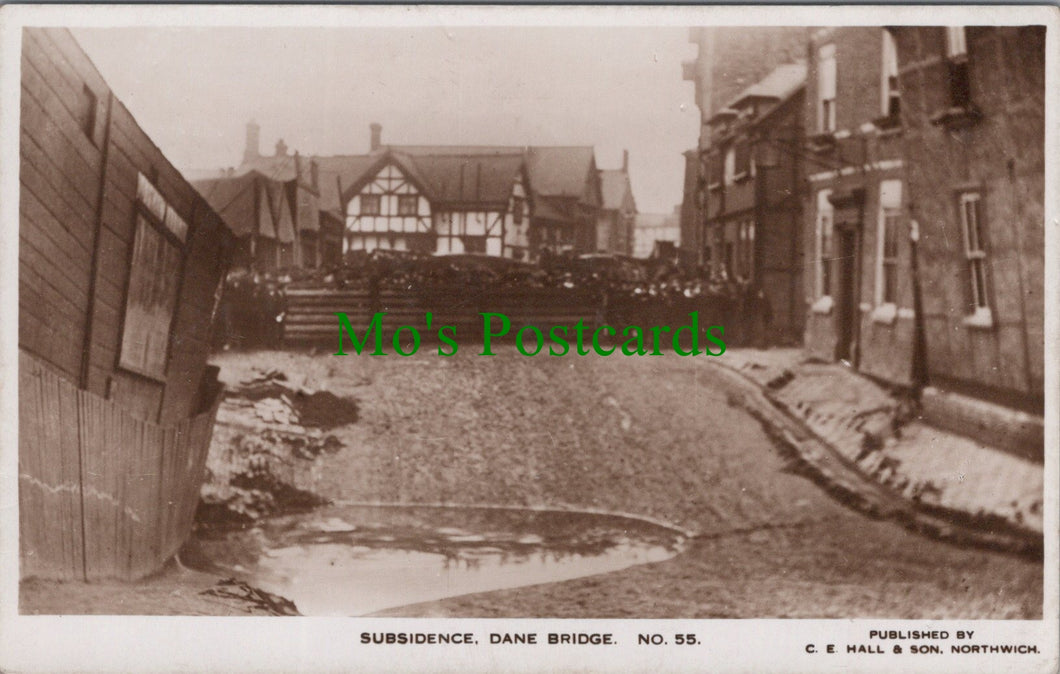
[
  {"x1": 170, "y1": 419, "x2": 193, "y2": 558},
  {"x1": 57, "y1": 376, "x2": 85, "y2": 579},
  {"x1": 143, "y1": 422, "x2": 164, "y2": 575},
  {"x1": 127, "y1": 418, "x2": 147, "y2": 579},
  {"x1": 118, "y1": 405, "x2": 137, "y2": 579},
  {"x1": 18, "y1": 353, "x2": 46, "y2": 579},
  {"x1": 172, "y1": 419, "x2": 193, "y2": 551},
  {"x1": 79, "y1": 392, "x2": 106, "y2": 580},
  {"x1": 37, "y1": 369, "x2": 65, "y2": 578},
  {"x1": 107, "y1": 394, "x2": 126, "y2": 579},
  {"x1": 177, "y1": 412, "x2": 209, "y2": 545},
  {"x1": 156, "y1": 425, "x2": 174, "y2": 562},
  {"x1": 129, "y1": 413, "x2": 146, "y2": 580},
  {"x1": 170, "y1": 420, "x2": 191, "y2": 560},
  {"x1": 58, "y1": 380, "x2": 83, "y2": 579}
]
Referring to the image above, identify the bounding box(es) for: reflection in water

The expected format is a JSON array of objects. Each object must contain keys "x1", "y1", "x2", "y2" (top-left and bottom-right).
[{"x1": 192, "y1": 504, "x2": 685, "y2": 616}]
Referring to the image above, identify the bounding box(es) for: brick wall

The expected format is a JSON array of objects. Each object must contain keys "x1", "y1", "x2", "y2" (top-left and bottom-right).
[
  {"x1": 892, "y1": 26, "x2": 1045, "y2": 409},
  {"x1": 801, "y1": 27, "x2": 916, "y2": 386}
]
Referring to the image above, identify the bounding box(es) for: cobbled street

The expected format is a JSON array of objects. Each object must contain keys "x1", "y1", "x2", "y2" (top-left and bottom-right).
[{"x1": 208, "y1": 347, "x2": 1042, "y2": 619}]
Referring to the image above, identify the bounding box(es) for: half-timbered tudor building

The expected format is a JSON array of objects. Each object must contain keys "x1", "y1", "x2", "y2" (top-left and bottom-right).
[
  {"x1": 19, "y1": 28, "x2": 235, "y2": 580},
  {"x1": 228, "y1": 125, "x2": 600, "y2": 262},
  {"x1": 338, "y1": 149, "x2": 532, "y2": 259},
  {"x1": 340, "y1": 152, "x2": 435, "y2": 253}
]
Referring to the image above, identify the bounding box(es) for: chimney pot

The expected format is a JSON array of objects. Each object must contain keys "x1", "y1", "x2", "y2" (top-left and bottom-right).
[
  {"x1": 275, "y1": 139, "x2": 288, "y2": 156},
  {"x1": 243, "y1": 120, "x2": 261, "y2": 164},
  {"x1": 370, "y1": 123, "x2": 382, "y2": 152},
  {"x1": 622, "y1": 149, "x2": 629, "y2": 172}
]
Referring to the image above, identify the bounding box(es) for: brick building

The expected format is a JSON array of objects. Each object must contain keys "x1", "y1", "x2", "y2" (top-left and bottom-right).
[
  {"x1": 887, "y1": 26, "x2": 1045, "y2": 453},
  {"x1": 801, "y1": 27, "x2": 911, "y2": 385},
  {"x1": 702, "y1": 63, "x2": 806, "y2": 344},
  {"x1": 678, "y1": 148, "x2": 699, "y2": 267},
  {"x1": 682, "y1": 26, "x2": 811, "y2": 264}
]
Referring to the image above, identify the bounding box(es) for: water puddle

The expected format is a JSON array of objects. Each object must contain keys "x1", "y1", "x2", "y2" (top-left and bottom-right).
[{"x1": 189, "y1": 504, "x2": 686, "y2": 616}]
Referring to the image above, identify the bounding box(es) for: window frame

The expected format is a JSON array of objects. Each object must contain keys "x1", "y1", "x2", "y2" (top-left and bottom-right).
[
  {"x1": 723, "y1": 146, "x2": 736, "y2": 186},
  {"x1": 881, "y1": 31, "x2": 901, "y2": 119},
  {"x1": 874, "y1": 180, "x2": 903, "y2": 317},
  {"x1": 957, "y1": 190, "x2": 992, "y2": 326},
  {"x1": 512, "y1": 196, "x2": 525, "y2": 225},
  {"x1": 814, "y1": 189, "x2": 834, "y2": 302},
  {"x1": 708, "y1": 148, "x2": 725, "y2": 190},
  {"x1": 946, "y1": 26, "x2": 968, "y2": 59},
  {"x1": 117, "y1": 196, "x2": 185, "y2": 383},
  {"x1": 733, "y1": 140, "x2": 751, "y2": 181},
  {"x1": 359, "y1": 194, "x2": 382, "y2": 216},
  {"x1": 397, "y1": 194, "x2": 418, "y2": 217},
  {"x1": 945, "y1": 27, "x2": 973, "y2": 109},
  {"x1": 817, "y1": 44, "x2": 837, "y2": 133}
]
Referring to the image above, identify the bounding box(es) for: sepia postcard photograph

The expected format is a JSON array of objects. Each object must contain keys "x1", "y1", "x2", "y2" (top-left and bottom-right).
[{"x1": 0, "y1": 4, "x2": 1056, "y2": 673}]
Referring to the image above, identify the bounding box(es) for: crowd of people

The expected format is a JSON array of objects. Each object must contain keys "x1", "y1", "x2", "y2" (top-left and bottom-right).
[{"x1": 214, "y1": 250, "x2": 778, "y2": 349}]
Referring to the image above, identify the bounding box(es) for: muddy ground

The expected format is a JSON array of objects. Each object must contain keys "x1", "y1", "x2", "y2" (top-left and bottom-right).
[{"x1": 21, "y1": 345, "x2": 1043, "y2": 617}]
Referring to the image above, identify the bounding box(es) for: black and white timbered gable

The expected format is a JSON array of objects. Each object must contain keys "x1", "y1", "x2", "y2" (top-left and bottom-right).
[{"x1": 343, "y1": 158, "x2": 433, "y2": 253}]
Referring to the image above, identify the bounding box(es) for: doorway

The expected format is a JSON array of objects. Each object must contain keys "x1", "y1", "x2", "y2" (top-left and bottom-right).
[{"x1": 834, "y1": 227, "x2": 858, "y2": 363}]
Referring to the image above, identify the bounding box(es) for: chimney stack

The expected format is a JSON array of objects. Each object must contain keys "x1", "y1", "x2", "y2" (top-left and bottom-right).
[
  {"x1": 275, "y1": 138, "x2": 288, "y2": 157},
  {"x1": 370, "y1": 123, "x2": 382, "y2": 152},
  {"x1": 243, "y1": 120, "x2": 261, "y2": 164},
  {"x1": 622, "y1": 149, "x2": 629, "y2": 172}
]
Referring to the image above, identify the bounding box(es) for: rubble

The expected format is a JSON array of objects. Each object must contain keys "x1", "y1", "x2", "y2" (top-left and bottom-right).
[
  {"x1": 197, "y1": 367, "x2": 360, "y2": 525},
  {"x1": 200, "y1": 578, "x2": 300, "y2": 616}
]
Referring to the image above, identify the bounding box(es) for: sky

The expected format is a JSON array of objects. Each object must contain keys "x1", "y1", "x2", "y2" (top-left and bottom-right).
[{"x1": 72, "y1": 26, "x2": 700, "y2": 214}]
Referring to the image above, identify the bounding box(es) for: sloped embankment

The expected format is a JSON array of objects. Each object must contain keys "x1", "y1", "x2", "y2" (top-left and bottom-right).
[{"x1": 197, "y1": 367, "x2": 359, "y2": 525}]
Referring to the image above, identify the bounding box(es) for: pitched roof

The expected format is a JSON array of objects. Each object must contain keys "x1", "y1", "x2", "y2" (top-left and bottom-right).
[
  {"x1": 392, "y1": 144, "x2": 598, "y2": 204},
  {"x1": 384, "y1": 144, "x2": 523, "y2": 156},
  {"x1": 531, "y1": 195, "x2": 578, "y2": 224},
  {"x1": 265, "y1": 180, "x2": 296, "y2": 243},
  {"x1": 237, "y1": 153, "x2": 317, "y2": 187},
  {"x1": 402, "y1": 153, "x2": 525, "y2": 209},
  {"x1": 230, "y1": 144, "x2": 598, "y2": 216},
  {"x1": 525, "y1": 146, "x2": 596, "y2": 199},
  {"x1": 599, "y1": 169, "x2": 634, "y2": 211},
  {"x1": 333, "y1": 150, "x2": 526, "y2": 211},
  {"x1": 312, "y1": 154, "x2": 378, "y2": 213},
  {"x1": 192, "y1": 171, "x2": 261, "y2": 238},
  {"x1": 727, "y1": 62, "x2": 807, "y2": 110}
]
